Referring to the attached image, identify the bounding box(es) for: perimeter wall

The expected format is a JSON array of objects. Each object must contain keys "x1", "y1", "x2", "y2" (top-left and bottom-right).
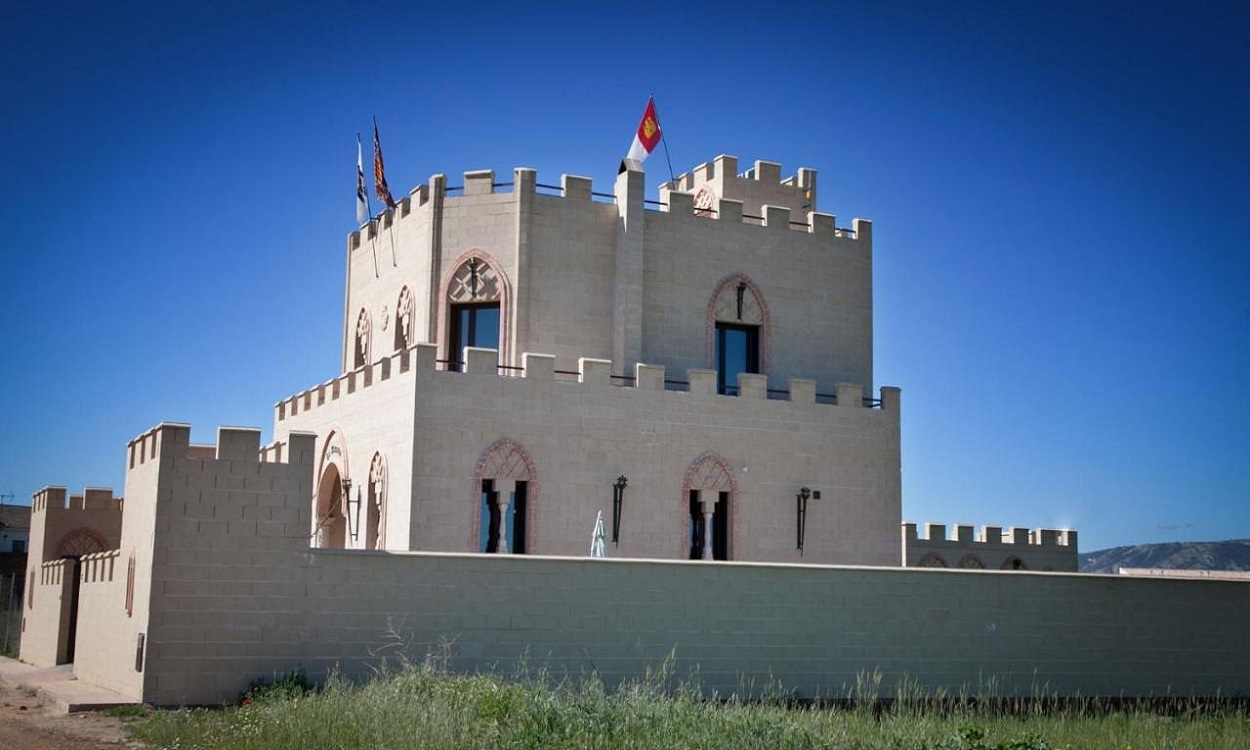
[
  {"x1": 58, "y1": 421, "x2": 1250, "y2": 706},
  {"x1": 139, "y1": 464, "x2": 1250, "y2": 705}
]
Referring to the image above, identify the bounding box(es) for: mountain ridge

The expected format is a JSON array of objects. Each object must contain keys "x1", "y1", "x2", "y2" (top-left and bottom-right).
[{"x1": 1079, "y1": 539, "x2": 1250, "y2": 574}]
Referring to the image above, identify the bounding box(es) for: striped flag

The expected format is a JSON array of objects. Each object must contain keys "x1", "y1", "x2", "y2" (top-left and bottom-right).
[
  {"x1": 626, "y1": 97, "x2": 662, "y2": 162},
  {"x1": 356, "y1": 134, "x2": 368, "y2": 224},
  {"x1": 373, "y1": 117, "x2": 397, "y2": 210}
]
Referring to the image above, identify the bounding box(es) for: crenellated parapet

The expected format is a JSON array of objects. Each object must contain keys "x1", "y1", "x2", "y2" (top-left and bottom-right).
[
  {"x1": 28, "y1": 485, "x2": 122, "y2": 564},
  {"x1": 347, "y1": 160, "x2": 866, "y2": 252},
  {"x1": 276, "y1": 342, "x2": 901, "y2": 425},
  {"x1": 656, "y1": 154, "x2": 866, "y2": 238},
  {"x1": 902, "y1": 522, "x2": 1079, "y2": 572},
  {"x1": 80, "y1": 548, "x2": 120, "y2": 583}
]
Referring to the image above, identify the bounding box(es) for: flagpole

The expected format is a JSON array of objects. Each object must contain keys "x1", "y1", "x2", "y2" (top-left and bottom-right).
[{"x1": 652, "y1": 95, "x2": 677, "y2": 188}]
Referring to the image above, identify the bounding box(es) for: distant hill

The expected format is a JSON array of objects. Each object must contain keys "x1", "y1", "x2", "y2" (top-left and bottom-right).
[{"x1": 1079, "y1": 539, "x2": 1250, "y2": 574}]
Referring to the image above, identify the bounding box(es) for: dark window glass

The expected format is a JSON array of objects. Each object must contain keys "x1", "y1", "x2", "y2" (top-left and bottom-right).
[
  {"x1": 479, "y1": 479, "x2": 499, "y2": 553},
  {"x1": 479, "y1": 478, "x2": 527, "y2": 554},
  {"x1": 688, "y1": 490, "x2": 704, "y2": 559},
  {"x1": 714, "y1": 323, "x2": 760, "y2": 395},
  {"x1": 712, "y1": 491, "x2": 730, "y2": 560},
  {"x1": 510, "y1": 481, "x2": 527, "y2": 554},
  {"x1": 689, "y1": 490, "x2": 730, "y2": 560},
  {"x1": 449, "y1": 303, "x2": 500, "y2": 370}
]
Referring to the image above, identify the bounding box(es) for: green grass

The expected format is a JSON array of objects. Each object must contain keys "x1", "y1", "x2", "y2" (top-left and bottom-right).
[{"x1": 130, "y1": 663, "x2": 1250, "y2": 750}]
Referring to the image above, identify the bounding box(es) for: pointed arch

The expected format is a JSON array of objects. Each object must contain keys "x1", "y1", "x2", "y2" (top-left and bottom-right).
[
  {"x1": 957, "y1": 554, "x2": 986, "y2": 569},
  {"x1": 917, "y1": 552, "x2": 948, "y2": 568},
  {"x1": 367, "y1": 451, "x2": 387, "y2": 550},
  {"x1": 470, "y1": 438, "x2": 538, "y2": 554},
  {"x1": 706, "y1": 273, "x2": 771, "y2": 393},
  {"x1": 1002, "y1": 556, "x2": 1028, "y2": 571},
  {"x1": 354, "y1": 308, "x2": 372, "y2": 369},
  {"x1": 681, "y1": 452, "x2": 739, "y2": 495},
  {"x1": 393, "y1": 286, "x2": 414, "y2": 352},
  {"x1": 436, "y1": 249, "x2": 514, "y2": 369},
  {"x1": 681, "y1": 452, "x2": 739, "y2": 560},
  {"x1": 54, "y1": 528, "x2": 108, "y2": 559},
  {"x1": 315, "y1": 431, "x2": 350, "y2": 549}
]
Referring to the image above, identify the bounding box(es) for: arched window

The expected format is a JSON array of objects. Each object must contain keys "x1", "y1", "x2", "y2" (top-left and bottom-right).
[
  {"x1": 473, "y1": 439, "x2": 536, "y2": 554},
  {"x1": 707, "y1": 274, "x2": 770, "y2": 395},
  {"x1": 917, "y1": 552, "x2": 948, "y2": 568},
  {"x1": 682, "y1": 453, "x2": 737, "y2": 560},
  {"x1": 394, "y1": 287, "x2": 414, "y2": 352},
  {"x1": 441, "y1": 252, "x2": 510, "y2": 371},
  {"x1": 1002, "y1": 556, "x2": 1028, "y2": 571},
  {"x1": 957, "y1": 554, "x2": 986, "y2": 569},
  {"x1": 367, "y1": 452, "x2": 387, "y2": 550},
  {"x1": 354, "y1": 308, "x2": 371, "y2": 369}
]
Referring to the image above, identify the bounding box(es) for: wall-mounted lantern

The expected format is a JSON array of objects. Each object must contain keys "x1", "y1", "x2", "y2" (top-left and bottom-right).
[
  {"x1": 343, "y1": 477, "x2": 361, "y2": 543},
  {"x1": 797, "y1": 486, "x2": 821, "y2": 555},
  {"x1": 736, "y1": 281, "x2": 747, "y2": 320},
  {"x1": 468, "y1": 257, "x2": 480, "y2": 299},
  {"x1": 612, "y1": 475, "x2": 628, "y2": 545}
]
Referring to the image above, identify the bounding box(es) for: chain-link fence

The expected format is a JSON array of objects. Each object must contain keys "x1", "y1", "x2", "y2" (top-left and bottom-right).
[{"x1": 0, "y1": 571, "x2": 23, "y2": 657}]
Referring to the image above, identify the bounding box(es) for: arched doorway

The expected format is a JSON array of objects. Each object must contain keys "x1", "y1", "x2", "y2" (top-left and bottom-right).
[{"x1": 315, "y1": 463, "x2": 347, "y2": 549}]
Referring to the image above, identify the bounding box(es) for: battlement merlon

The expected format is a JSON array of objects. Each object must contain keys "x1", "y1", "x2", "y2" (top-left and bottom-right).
[
  {"x1": 347, "y1": 158, "x2": 865, "y2": 251},
  {"x1": 31, "y1": 486, "x2": 121, "y2": 513},
  {"x1": 126, "y1": 421, "x2": 316, "y2": 471},
  {"x1": 275, "y1": 342, "x2": 901, "y2": 424},
  {"x1": 903, "y1": 522, "x2": 1078, "y2": 549},
  {"x1": 660, "y1": 155, "x2": 819, "y2": 218}
]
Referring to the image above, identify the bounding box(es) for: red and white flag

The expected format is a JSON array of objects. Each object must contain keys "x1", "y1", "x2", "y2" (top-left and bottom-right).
[
  {"x1": 373, "y1": 117, "x2": 397, "y2": 210},
  {"x1": 626, "y1": 97, "x2": 662, "y2": 162}
]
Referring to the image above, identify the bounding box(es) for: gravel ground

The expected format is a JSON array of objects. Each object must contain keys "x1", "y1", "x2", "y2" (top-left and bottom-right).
[{"x1": 0, "y1": 678, "x2": 142, "y2": 750}]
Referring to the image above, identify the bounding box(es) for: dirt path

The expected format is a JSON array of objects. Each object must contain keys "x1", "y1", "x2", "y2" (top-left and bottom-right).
[{"x1": 0, "y1": 678, "x2": 142, "y2": 749}]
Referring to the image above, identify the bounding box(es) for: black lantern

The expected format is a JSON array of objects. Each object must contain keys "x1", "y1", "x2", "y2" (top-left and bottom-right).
[
  {"x1": 343, "y1": 477, "x2": 361, "y2": 543},
  {"x1": 612, "y1": 475, "x2": 628, "y2": 545},
  {"x1": 796, "y1": 486, "x2": 811, "y2": 555}
]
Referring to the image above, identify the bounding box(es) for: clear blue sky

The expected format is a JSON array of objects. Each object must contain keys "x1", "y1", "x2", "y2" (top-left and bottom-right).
[{"x1": 2, "y1": 2, "x2": 1246, "y2": 553}]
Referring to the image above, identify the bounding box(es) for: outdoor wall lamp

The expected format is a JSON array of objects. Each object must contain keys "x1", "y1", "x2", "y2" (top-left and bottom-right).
[
  {"x1": 343, "y1": 477, "x2": 361, "y2": 542},
  {"x1": 468, "y1": 257, "x2": 480, "y2": 299},
  {"x1": 797, "y1": 486, "x2": 821, "y2": 555},
  {"x1": 612, "y1": 475, "x2": 628, "y2": 545}
]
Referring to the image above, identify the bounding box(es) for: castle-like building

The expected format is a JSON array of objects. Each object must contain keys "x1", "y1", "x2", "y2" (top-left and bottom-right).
[
  {"x1": 278, "y1": 155, "x2": 904, "y2": 566},
  {"x1": 26, "y1": 155, "x2": 1209, "y2": 710}
]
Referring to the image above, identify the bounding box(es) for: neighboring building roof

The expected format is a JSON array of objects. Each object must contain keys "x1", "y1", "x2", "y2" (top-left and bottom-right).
[
  {"x1": 1117, "y1": 567, "x2": 1250, "y2": 581},
  {"x1": 0, "y1": 505, "x2": 32, "y2": 531}
]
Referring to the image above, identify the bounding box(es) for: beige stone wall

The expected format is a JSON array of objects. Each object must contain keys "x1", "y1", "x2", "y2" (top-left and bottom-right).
[
  {"x1": 904, "y1": 522, "x2": 1079, "y2": 572},
  {"x1": 406, "y1": 345, "x2": 900, "y2": 565},
  {"x1": 21, "y1": 485, "x2": 125, "y2": 668},
  {"x1": 522, "y1": 182, "x2": 619, "y2": 372},
  {"x1": 639, "y1": 206, "x2": 872, "y2": 394},
  {"x1": 28, "y1": 486, "x2": 122, "y2": 564},
  {"x1": 136, "y1": 534, "x2": 1250, "y2": 706},
  {"x1": 18, "y1": 559, "x2": 74, "y2": 666},
  {"x1": 341, "y1": 157, "x2": 873, "y2": 390},
  {"x1": 274, "y1": 350, "x2": 417, "y2": 550},
  {"x1": 274, "y1": 343, "x2": 901, "y2": 566},
  {"x1": 73, "y1": 550, "x2": 136, "y2": 697},
  {"x1": 663, "y1": 155, "x2": 818, "y2": 222},
  {"x1": 62, "y1": 425, "x2": 1246, "y2": 706}
]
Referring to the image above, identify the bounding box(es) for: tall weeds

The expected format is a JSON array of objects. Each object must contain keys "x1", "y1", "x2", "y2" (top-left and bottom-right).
[{"x1": 132, "y1": 660, "x2": 1250, "y2": 750}]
